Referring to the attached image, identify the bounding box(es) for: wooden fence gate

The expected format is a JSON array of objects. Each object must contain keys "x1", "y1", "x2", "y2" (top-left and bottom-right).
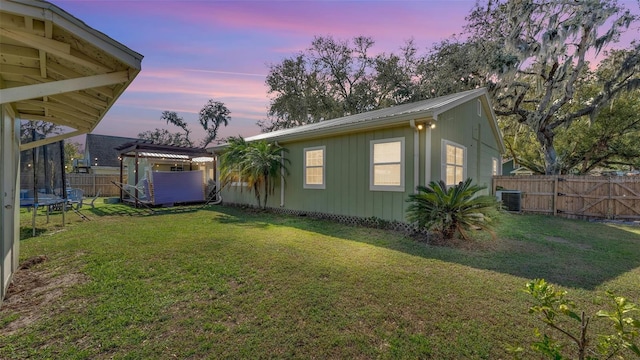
[{"x1": 493, "y1": 175, "x2": 640, "y2": 220}]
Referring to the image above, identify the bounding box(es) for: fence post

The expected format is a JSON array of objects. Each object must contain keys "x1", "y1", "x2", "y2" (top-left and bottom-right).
[
  {"x1": 608, "y1": 177, "x2": 613, "y2": 220},
  {"x1": 93, "y1": 174, "x2": 96, "y2": 197},
  {"x1": 553, "y1": 176, "x2": 558, "y2": 216}
]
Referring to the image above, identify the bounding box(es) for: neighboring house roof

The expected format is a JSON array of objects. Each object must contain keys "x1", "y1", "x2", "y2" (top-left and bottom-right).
[
  {"x1": 1, "y1": 0, "x2": 143, "y2": 151},
  {"x1": 210, "y1": 88, "x2": 505, "y2": 153},
  {"x1": 85, "y1": 134, "x2": 139, "y2": 167},
  {"x1": 510, "y1": 166, "x2": 534, "y2": 175}
]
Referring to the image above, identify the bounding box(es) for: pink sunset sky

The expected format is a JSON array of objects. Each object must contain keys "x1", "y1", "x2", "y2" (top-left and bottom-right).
[{"x1": 53, "y1": 0, "x2": 639, "y2": 146}]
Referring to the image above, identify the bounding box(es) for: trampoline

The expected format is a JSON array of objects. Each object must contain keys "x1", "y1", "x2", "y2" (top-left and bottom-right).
[{"x1": 19, "y1": 131, "x2": 70, "y2": 235}]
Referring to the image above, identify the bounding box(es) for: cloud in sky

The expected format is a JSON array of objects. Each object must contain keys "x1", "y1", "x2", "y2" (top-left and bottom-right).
[
  {"x1": 55, "y1": 0, "x2": 479, "y2": 144},
  {"x1": 54, "y1": 0, "x2": 638, "y2": 146}
]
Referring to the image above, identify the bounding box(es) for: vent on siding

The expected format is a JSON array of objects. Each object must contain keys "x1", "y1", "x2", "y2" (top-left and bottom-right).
[{"x1": 496, "y1": 190, "x2": 522, "y2": 212}]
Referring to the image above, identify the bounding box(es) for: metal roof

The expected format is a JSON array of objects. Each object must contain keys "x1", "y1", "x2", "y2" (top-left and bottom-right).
[
  {"x1": 116, "y1": 142, "x2": 211, "y2": 159},
  {"x1": 139, "y1": 152, "x2": 190, "y2": 159},
  {"x1": 0, "y1": 0, "x2": 143, "y2": 150},
  {"x1": 211, "y1": 88, "x2": 504, "y2": 152}
]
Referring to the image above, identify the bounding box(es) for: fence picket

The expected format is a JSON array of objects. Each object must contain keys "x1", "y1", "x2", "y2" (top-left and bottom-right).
[
  {"x1": 66, "y1": 174, "x2": 124, "y2": 197},
  {"x1": 493, "y1": 175, "x2": 640, "y2": 220}
]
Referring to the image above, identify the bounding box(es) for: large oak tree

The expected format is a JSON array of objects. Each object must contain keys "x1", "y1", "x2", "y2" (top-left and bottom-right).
[{"x1": 465, "y1": 0, "x2": 640, "y2": 174}]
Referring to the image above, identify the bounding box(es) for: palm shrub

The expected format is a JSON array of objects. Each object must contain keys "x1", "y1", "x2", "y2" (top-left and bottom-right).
[
  {"x1": 241, "y1": 141, "x2": 289, "y2": 209},
  {"x1": 406, "y1": 178, "x2": 501, "y2": 240},
  {"x1": 219, "y1": 136, "x2": 289, "y2": 209},
  {"x1": 219, "y1": 136, "x2": 250, "y2": 187}
]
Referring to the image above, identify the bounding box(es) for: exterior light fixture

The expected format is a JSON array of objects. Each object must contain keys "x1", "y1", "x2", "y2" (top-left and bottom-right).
[{"x1": 417, "y1": 124, "x2": 424, "y2": 130}]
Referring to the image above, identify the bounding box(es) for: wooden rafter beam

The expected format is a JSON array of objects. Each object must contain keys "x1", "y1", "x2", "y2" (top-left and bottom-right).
[
  {"x1": 19, "y1": 130, "x2": 86, "y2": 151},
  {"x1": 48, "y1": 93, "x2": 102, "y2": 117},
  {"x1": 0, "y1": 70, "x2": 129, "y2": 104},
  {"x1": 0, "y1": 43, "x2": 40, "y2": 59},
  {"x1": 63, "y1": 90, "x2": 109, "y2": 110},
  {"x1": 20, "y1": 100, "x2": 98, "y2": 124},
  {"x1": 0, "y1": 63, "x2": 40, "y2": 77},
  {"x1": 0, "y1": 27, "x2": 111, "y2": 73},
  {"x1": 0, "y1": 26, "x2": 70, "y2": 53},
  {"x1": 46, "y1": 62, "x2": 115, "y2": 99},
  {"x1": 19, "y1": 112, "x2": 93, "y2": 130}
]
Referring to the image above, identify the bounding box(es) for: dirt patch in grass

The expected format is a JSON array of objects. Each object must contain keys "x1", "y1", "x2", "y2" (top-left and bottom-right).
[{"x1": 1, "y1": 256, "x2": 88, "y2": 336}]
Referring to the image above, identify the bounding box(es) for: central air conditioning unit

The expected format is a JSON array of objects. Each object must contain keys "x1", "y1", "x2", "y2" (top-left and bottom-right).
[{"x1": 496, "y1": 190, "x2": 522, "y2": 212}]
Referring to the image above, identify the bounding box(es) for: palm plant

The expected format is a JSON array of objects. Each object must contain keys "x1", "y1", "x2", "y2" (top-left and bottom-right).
[
  {"x1": 219, "y1": 136, "x2": 250, "y2": 187},
  {"x1": 406, "y1": 178, "x2": 501, "y2": 240},
  {"x1": 219, "y1": 137, "x2": 289, "y2": 209}
]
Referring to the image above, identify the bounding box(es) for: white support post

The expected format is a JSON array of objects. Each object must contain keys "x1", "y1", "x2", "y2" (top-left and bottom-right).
[
  {"x1": 425, "y1": 125, "x2": 432, "y2": 184},
  {"x1": 1, "y1": 105, "x2": 21, "y2": 303}
]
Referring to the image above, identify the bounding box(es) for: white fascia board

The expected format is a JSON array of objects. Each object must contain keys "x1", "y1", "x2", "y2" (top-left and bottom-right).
[
  {"x1": 245, "y1": 112, "x2": 434, "y2": 145},
  {"x1": 483, "y1": 95, "x2": 507, "y2": 154},
  {"x1": 0, "y1": 71, "x2": 129, "y2": 104}
]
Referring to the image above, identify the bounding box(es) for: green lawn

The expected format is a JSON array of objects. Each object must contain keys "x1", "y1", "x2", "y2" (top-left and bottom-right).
[{"x1": 1, "y1": 202, "x2": 639, "y2": 359}]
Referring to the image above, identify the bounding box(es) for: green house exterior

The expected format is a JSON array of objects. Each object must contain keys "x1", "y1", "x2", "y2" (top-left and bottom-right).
[{"x1": 212, "y1": 88, "x2": 506, "y2": 223}]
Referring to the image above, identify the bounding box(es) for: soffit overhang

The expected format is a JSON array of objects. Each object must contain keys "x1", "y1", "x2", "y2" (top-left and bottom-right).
[{"x1": 0, "y1": 0, "x2": 143, "y2": 150}]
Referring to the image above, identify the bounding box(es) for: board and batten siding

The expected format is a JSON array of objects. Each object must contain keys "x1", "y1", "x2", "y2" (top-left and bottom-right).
[
  {"x1": 221, "y1": 125, "x2": 417, "y2": 222},
  {"x1": 428, "y1": 99, "x2": 501, "y2": 195},
  {"x1": 219, "y1": 95, "x2": 503, "y2": 222}
]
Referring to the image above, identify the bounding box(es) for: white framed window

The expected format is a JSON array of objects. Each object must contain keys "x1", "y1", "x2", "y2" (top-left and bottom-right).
[
  {"x1": 370, "y1": 137, "x2": 405, "y2": 192},
  {"x1": 442, "y1": 140, "x2": 466, "y2": 186},
  {"x1": 492, "y1": 157, "x2": 501, "y2": 176},
  {"x1": 304, "y1": 146, "x2": 325, "y2": 189}
]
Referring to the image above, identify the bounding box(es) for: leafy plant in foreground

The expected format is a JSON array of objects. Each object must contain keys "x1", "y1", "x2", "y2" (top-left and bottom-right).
[
  {"x1": 405, "y1": 178, "x2": 501, "y2": 240},
  {"x1": 509, "y1": 279, "x2": 640, "y2": 360}
]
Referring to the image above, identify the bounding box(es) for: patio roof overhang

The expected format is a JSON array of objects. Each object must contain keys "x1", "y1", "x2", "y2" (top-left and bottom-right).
[
  {"x1": 0, "y1": 0, "x2": 143, "y2": 150},
  {"x1": 116, "y1": 142, "x2": 213, "y2": 161}
]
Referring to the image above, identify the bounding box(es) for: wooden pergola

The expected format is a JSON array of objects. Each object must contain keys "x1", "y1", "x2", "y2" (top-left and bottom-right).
[{"x1": 116, "y1": 142, "x2": 214, "y2": 207}]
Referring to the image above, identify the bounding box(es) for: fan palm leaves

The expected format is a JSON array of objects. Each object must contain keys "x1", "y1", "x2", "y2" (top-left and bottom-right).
[
  {"x1": 406, "y1": 178, "x2": 501, "y2": 240},
  {"x1": 219, "y1": 136, "x2": 289, "y2": 209}
]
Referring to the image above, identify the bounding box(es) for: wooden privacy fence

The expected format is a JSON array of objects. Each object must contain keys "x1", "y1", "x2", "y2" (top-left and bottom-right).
[
  {"x1": 493, "y1": 175, "x2": 640, "y2": 220},
  {"x1": 67, "y1": 174, "x2": 123, "y2": 197}
]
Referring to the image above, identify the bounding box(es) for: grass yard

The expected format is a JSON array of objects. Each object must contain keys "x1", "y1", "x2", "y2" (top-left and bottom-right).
[{"x1": 1, "y1": 201, "x2": 639, "y2": 359}]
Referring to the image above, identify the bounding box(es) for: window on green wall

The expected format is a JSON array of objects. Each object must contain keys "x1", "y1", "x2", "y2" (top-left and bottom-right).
[
  {"x1": 304, "y1": 146, "x2": 325, "y2": 189},
  {"x1": 370, "y1": 137, "x2": 405, "y2": 192},
  {"x1": 442, "y1": 140, "x2": 466, "y2": 186}
]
